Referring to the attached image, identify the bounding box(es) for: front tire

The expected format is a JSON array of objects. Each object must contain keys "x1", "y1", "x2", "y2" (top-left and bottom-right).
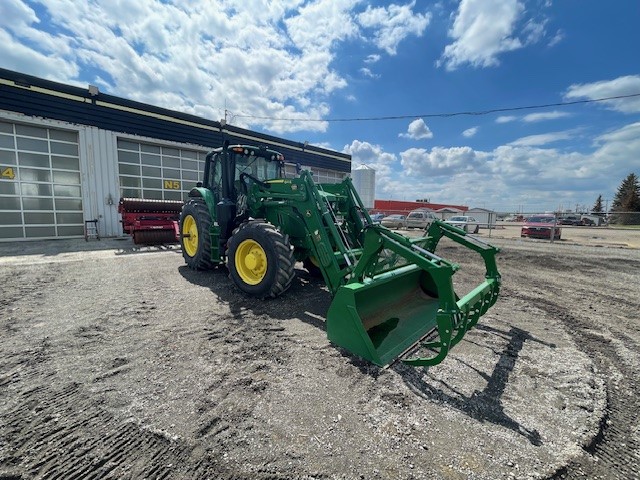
[
  {"x1": 303, "y1": 256, "x2": 323, "y2": 278},
  {"x1": 227, "y1": 221, "x2": 295, "y2": 299},
  {"x1": 180, "y1": 199, "x2": 216, "y2": 270}
]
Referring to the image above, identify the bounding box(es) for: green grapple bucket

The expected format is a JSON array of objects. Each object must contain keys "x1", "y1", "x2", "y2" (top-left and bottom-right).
[{"x1": 325, "y1": 224, "x2": 501, "y2": 367}]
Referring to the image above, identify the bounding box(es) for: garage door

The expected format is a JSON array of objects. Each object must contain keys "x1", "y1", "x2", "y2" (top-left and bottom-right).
[
  {"x1": 116, "y1": 139, "x2": 207, "y2": 201},
  {"x1": 0, "y1": 121, "x2": 84, "y2": 241}
]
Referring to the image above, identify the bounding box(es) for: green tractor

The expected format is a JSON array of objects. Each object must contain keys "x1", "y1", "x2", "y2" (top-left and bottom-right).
[{"x1": 180, "y1": 142, "x2": 501, "y2": 367}]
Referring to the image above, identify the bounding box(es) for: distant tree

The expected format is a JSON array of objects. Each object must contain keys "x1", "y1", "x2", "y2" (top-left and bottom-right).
[
  {"x1": 592, "y1": 194, "x2": 604, "y2": 214},
  {"x1": 610, "y1": 173, "x2": 640, "y2": 225}
]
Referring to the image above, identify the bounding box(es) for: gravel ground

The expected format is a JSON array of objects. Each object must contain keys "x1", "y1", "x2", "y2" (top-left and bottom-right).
[{"x1": 0, "y1": 230, "x2": 639, "y2": 480}]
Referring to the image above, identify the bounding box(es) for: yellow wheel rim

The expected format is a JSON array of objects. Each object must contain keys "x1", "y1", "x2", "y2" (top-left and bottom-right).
[
  {"x1": 235, "y1": 239, "x2": 267, "y2": 285},
  {"x1": 182, "y1": 215, "x2": 199, "y2": 257}
]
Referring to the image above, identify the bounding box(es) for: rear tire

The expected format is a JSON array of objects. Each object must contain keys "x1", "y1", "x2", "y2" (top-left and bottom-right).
[
  {"x1": 180, "y1": 199, "x2": 216, "y2": 270},
  {"x1": 228, "y1": 221, "x2": 295, "y2": 298},
  {"x1": 473, "y1": 225, "x2": 479, "y2": 234}
]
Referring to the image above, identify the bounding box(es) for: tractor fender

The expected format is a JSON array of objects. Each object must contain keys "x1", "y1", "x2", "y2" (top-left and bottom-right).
[{"x1": 188, "y1": 187, "x2": 217, "y2": 219}]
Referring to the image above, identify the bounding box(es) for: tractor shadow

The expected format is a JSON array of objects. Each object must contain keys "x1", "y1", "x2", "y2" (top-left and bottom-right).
[
  {"x1": 394, "y1": 324, "x2": 556, "y2": 446},
  {"x1": 177, "y1": 263, "x2": 332, "y2": 326},
  {"x1": 178, "y1": 264, "x2": 550, "y2": 446}
]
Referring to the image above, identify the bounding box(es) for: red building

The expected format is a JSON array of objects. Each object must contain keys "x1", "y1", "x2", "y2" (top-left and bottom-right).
[{"x1": 373, "y1": 200, "x2": 468, "y2": 216}]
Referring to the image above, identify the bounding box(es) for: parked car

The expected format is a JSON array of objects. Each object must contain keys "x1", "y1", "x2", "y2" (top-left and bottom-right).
[
  {"x1": 559, "y1": 215, "x2": 581, "y2": 226},
  {"x1": 369, "y1": 213, "x2": 386, "y2": 224},
  {"x1": 445, "y1": 216, "x2": 480, "y2": 233},
  {"x1": 381, "y1": 214, "x2": 406, "y2": 229},
  {"x1": 521, "y1": 215, "x2": 561, "y2": 240},
  {"x1": 405, "y1": 209, "x2": 437, "y2": 229},
  {"x1": 580, "y1": 215, "x2": 606, "y2": 227}
]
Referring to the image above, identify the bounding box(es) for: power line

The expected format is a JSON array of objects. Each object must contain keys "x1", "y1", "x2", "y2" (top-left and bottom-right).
[{"x1": 233, "y1": 92, "x2": 640, "y2": 123}]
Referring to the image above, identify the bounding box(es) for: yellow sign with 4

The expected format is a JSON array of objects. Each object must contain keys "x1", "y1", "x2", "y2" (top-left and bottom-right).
[{"x1": 1, "y1": 166, "x2": 16, "y2": 180}]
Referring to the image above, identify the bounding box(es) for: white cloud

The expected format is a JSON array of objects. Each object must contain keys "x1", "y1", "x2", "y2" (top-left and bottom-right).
[
  {"x1": 495, "y1": 111, "x2": 572, "y2": 124},
  {"x1": 343, "y1": 140, "x2": 399, "y2": 196},
  {"x1": 565, "y1": 75, "x2": 640, "y2": 113},
  {"x1": 0, "y1": 0, "x2": 37, "y2": 32},
  {"x1": 400, "y1": 146, "x2": 483, "y2": 176},
  {"x1": 522, "y1": 111, "x2": 571, "y2": 122},
  {"x1": 0, "y1": 0, "x2": 429, "y2": 135},
  {"x1": 439, "y1": 0, "x2": 524, "y2": 70},
  {"x1": 496, "y1": 115, "x2": 517, "y2": 124},
  {"x1": 0, "y1": 29, "x2": 78, "y2": 80},
  {"x1": 359, "y1": 67, "x2": 380, "y2": 79},
  {"x1": 521, "y1": 18, "x2": 547, "y2": 46},
  {"x1": 591, "y1": 122, "x2": 640, "y2": 177},
  {"x1": 357, "y1": 2, "x2": 431, "y2": 55},
  {"x1": 343, "y1": 140, "x2": 397, "y2": 174},
  {"x1": 548, "y1": 29, "x2": 564, "y2": 47},
  {"x1": 364, "y1": 54, "x2": 381, "y2": 64},
  {"x1": 285, "y1": 0, "x2": 359, "y2": 53},
  {"x1": 509, "y1": 130, "x2": 574, "y2": 147},
  {"x1": 462, "y1": 126, "x2": 478, "y2": 137},
  {"x1": 399, "y1": 119, "x2": 433, "y2": 140}
]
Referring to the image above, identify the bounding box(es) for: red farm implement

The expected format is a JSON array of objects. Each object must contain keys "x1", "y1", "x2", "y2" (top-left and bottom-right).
[{"x1": 118, "y1": 197, "x2": 183, "y2": 245}]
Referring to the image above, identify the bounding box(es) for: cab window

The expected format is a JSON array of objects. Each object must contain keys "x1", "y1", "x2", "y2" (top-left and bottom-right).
[
  {"x1": 208, "y1": 153, "x2": 222, "y2": 197},
  {"x1": 235, "y1": 152, "x2": 281, "y2": 181}
]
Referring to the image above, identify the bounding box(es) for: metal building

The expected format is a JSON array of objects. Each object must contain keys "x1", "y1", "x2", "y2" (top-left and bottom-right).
[{"x1": 0, "y1": 68, "x2": 351, "y2": 242}]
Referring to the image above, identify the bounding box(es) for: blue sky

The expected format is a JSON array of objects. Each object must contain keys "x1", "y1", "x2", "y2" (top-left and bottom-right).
[{"x1": 1, "y1": 0, "x2": 639, "y2": 212}]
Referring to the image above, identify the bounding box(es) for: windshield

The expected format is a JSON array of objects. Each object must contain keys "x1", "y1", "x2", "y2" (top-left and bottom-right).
[
  {"x1": 235, "y1": 152, "x2": 281, "y2": 181},
  {"x1": 449, "y1": 216, "x2": 466, "y2": 222}
]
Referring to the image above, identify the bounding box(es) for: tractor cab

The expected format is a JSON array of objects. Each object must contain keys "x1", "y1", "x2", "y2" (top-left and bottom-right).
[{"x1": 203, "y1": 144, "x2": 284, "y2": 204}]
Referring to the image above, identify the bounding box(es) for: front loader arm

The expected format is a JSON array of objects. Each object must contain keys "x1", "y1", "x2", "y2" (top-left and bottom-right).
[{"x1": 244, "y1": 170, "x2": 501, "y2": 368}]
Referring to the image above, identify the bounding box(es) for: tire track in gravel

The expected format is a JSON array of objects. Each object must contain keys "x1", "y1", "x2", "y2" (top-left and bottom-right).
[
  {"x1": 0, "y1": 272, "x2": 294, "y2": 480},
  {"x1": 409, "y1": 242, "x2": 637, "y2": 478},
  {"x1": 513, "y1": 293, "x2": 639, "y2": 479},
  {"x1": 0, "y1": 260, "x2": 306, "y2": 480},
  {"x1": 0, "y1": 348, "x2": 293, "y2": 480}
]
